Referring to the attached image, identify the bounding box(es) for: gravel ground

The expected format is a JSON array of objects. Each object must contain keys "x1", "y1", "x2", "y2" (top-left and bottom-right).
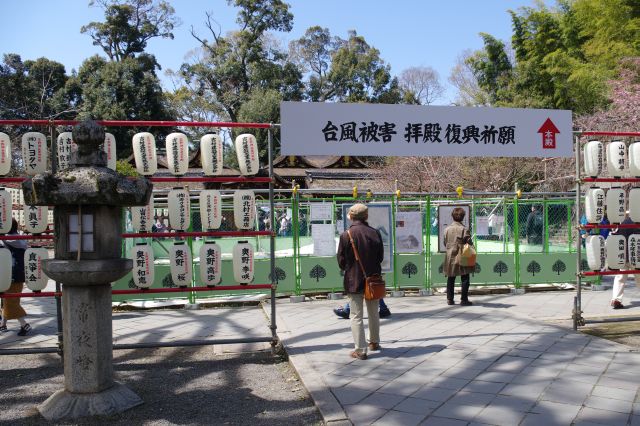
[
  {"x1": 581, "y1": 319, "x2": 640, "y2": 349},
  {"x1": 0, "y1": 347, "x2": 323, "y2": 425}
]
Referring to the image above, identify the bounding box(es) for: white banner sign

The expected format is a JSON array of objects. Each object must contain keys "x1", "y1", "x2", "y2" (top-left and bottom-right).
[
  {"x1": 310, "y1": 203, "x2": 333, "y2": 221},
  {"x1": 281, "y1": 102, "x2": 573, "y2": 158}
]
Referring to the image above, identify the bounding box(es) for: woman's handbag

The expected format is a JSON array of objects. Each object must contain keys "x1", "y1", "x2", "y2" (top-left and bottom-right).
[
  {"x1": 347, "y1": 230, "x2": 386, "y2": 300},
  {"x1": 457, "y1": 242, "x2": 477, "y2": 267}
]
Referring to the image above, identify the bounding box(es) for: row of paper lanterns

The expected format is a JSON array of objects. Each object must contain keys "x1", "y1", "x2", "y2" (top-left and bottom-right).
[
  {"x1": 583, "y1": 140, "x2": 640, "y2": 178},
  {"x1": 0, "y1": 132, "x2": 117, "y2": 175},
  {"x1": 585, "y1": 234, "x2": 640, "y2": 270},
  {"x1": 132, "y1": 132, "x2": 258, "y2": 176},
  {"x1": 132, "y1": 189, "x2": 256, "y2": 232},
  {"x1": 583, "y1": 187, "x2": 640, "y2": 224},
  {"x1": 131, "y1": 241, "x2": 254, "y2": 288},
  {"x1": 0, "y1": 189, "x2": 48, "y2": 234},
  {"x1": 0, "y1": 247, "x2": 49, "y2": 292},
  {"x1": 0, "y1": 131, "x2": 259, "y2": 177}
]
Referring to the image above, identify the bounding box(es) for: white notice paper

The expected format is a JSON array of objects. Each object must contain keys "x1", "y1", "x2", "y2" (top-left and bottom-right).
[{"x1": 313, "y1": 224, "x2": 336, "y2": 256}]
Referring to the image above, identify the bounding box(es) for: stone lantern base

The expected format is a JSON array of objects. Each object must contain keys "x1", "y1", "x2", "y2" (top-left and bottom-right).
[{"x1": 38, "y1": 382, "x2": 143, "y2": 421}]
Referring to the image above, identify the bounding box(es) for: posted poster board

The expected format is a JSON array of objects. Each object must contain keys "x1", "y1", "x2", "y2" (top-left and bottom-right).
[
  {"x1": 476, "y1": 216, "x2": 489, "y2": 235},
  {"x1": 342, "y1": 203, "x2": 393, "y2": 272},
  {"x1": 312, "y1": 223, "x2": 336, "y2": 256},
  {"x1": 438, "y1": 205, "x2": 471, "y2": 253},
  {"x1": 281, "y1": 102, "x2": 573, "y2": 158},
  {"x1": 395, "y1": 211, "x2": 423, "y2": 253},
  {"x1": 310, "y1": 202, "x2": 333, "y2": 221}
]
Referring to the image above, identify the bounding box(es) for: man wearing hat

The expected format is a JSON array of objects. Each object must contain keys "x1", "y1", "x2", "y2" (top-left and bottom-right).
[{"x1": 337, "y1": 203, "x2": 384, "y2": 360}]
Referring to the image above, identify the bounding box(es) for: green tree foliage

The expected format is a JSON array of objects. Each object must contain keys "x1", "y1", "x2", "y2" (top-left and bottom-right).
[
  {"x1": 291, "y1": 28, "x2": 401, "y2": 104},
  {"x1": 68, "y1": 54, "x2": 174, "y2": 157},
  {"x1": 0, "y1": 54, "x2": 71, "y2": 122},
  {"x1": 466, "y1": 0, "x2": 640, "y2": 115},
  {"x1": 81, "y1": 0, "x2": 180, "y2": 62},
  {"x1": 180, "y1": 0, "x2": 302, "y2": 160}
]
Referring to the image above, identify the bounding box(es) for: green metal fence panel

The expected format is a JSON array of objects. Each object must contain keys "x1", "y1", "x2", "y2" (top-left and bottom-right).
[
  {"x1": 519, "y1": 253, "x2": 576, "y2": 284},
  {"x1": 430, "y1": 253, "x2": 516, "y2": 287},
  {"x1": 396, "y1": 254, "x2": 426, "y2": 288},
  {"x1": 300, "y1": 256, "x2": 343, "y2": 292}
]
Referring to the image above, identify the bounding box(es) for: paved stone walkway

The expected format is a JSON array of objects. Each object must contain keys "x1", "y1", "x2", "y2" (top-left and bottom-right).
[
  {"x1": 273, "y1": 284, "x2": 640, "y2": 426},
  {"x1": 2, "y1": 280, "x2": 640, "y2": 425}
]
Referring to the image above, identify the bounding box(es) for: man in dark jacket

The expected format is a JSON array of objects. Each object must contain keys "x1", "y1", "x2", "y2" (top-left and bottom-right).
[{"x1": 337, "y1": 204, "x2": 384, "y2": 360}]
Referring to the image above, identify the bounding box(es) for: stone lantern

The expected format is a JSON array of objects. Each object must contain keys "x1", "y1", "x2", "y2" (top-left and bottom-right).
[{"x1": 22, "y1": 120, "x2": 152, "y2": 420}]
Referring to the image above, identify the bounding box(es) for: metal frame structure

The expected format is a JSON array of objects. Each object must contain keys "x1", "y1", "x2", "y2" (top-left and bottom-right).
[
  {"x1": 573, "y1": 130, "x2": 640, "y2": 330},
  {"x1": 0, "y1": 119, "x2": 279, "y2": 356}
]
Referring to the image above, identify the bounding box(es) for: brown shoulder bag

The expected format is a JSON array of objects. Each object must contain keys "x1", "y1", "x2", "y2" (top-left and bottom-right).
[{"x1": 347, "y1": 230, "x2": 386, "y2": 300}]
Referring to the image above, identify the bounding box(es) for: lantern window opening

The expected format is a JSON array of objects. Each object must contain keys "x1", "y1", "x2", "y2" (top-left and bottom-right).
[{"x1": 68, "y1": 213, "x2": 95, "y2": 252}]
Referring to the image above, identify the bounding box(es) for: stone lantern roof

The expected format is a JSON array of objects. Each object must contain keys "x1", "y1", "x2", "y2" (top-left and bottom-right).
[{"x1": 22, "y1": 120, "x2": 151, "y2": 207}]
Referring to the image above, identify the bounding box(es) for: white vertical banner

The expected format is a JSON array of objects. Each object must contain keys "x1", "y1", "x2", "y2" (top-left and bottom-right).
[
  {"x1": 166, "y1": 132, "x2": 189, "y2": 176},
  {"x1": 170, "y1": 242, "x2": 192, "y2": 287},
  {"x1": 131, "y1": 243, "x2": 154, "y2": 288},
  {"x1": 233, "y1": 190, "x2": 256, "y2": 230},
  {"x1": 104, "y1": 133, "x2": 117, "y2": 170},
  {"x1": 22, "y1": 132, "x2": 47, "y2": 175},
  {"x1": 168, "y1": 188, "x2": 190, "y2": 231},
  {"x1": 199, "y1": 241, "x2": 222, "y2": 286},
  {"x1": 201, "y1": 133, "x2": 223, "y2": 176},
  {"x1": 0, "y1": 132, "x2": 10, "y2": 175},
  {"x1": 24, "y1": 205, "x2": 48, "y2": 234},
  {"x1": 132, "y1": 132, "x2": 157, "y2": 176},
  {"x1": 234, "y1": 133, "x2": 259, "y2": 175},
  {"x1": 24, "y1": 247, "x2": 49, "y2": 291},
  {"x1": 281, "y1": 102, "x2": 573, "y2": 157},
  {"x1": 57, "y1": 132, "x2": 74, "y2": 171},
  {"x1": 233, "y1": 241, "x2": 254, "y2": 284},
  {"x1": 200, "y1": 189, "x2": 222, "y2": 230},
  {"x1": 131, "y1": 197, "x2": 154, "y2": 232}
]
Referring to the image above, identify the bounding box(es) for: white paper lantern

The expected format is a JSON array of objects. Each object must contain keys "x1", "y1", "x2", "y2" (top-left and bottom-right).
[
  {"x1": 131, "y1": 243, "x2": 154, "y2": 288},
  {"x1": 131, "y1": 197, "x2": 154, "y2": 233},
  {"x1": 199, "y1": 190, "x2": 222, "y2": 231},
  {"x1": 104, "y1": 133, "x2": 117, "y2": 171},
  {"x1": 22, "y1": 132, "x2": 47, "y2": 175},
  {"x1": 0, "y1": 132, "x2": 11, "y2": 175},
  {"x1": 165, "y1": 132, "x2": 189, "y2": 176},
  {"x1": 199, "y1": 241, "x2": 221, "y2": 286},
  {"x1": 605, "y1": 235, "x2": 626, "y2": 270},
  {"x1": 234, "y1": 133, "x2": 259, "y2": 175},
  {"x1": 170, "y1": 242, "x2": 192, "y2": 287},
  {"x1": 629, "y1": 188, "x2": 640, "y2": 222},
  {"x1": 0, "y1": 248, "x2": 11, "y2": 292},
  {"x1": 628, "y1": 142, "x2": 640, "y2": 177},
  {"x1": 584, "y1": 188, "x2": 605, "y2": 224},
  {"x1": 24, "y1": 247, "x2": 48, "y2": 291},
  {"x1": 56, "y1": 132, "x2": 73, "y2": 171},
  {"x1": 606, "y1": 141, "x2": 626, "y2": 178},
  {"x1": 201, "y1": 133, "x2": 223, "y2": 176},
  {"x1": 23, "y1": 205, "x2": 48, "y2": 234},
  {"x1": 168, "y1": 188, "x2": 190, "y2": 231},
  {"x1": 233, "y1": 241, "x2": 254, "y2": 284},
  {"x1": 585, "y1": 235, "x2": 606, "y2": 271},
  {"x1": 583, "y1": 140, "x2": 603, "y2": 178},
  {"x1": 132, "y1": 132, "x2": 157, "y2": 176},
  {"x1": 0, "y1": 188, "x2": 11, "y2": 234},
  {"x1": 233, "y1": 190, "x2": 256, "y2": 230},
  {"x1": 628, "y1": 234, "x2": 640, "y2": 269},
  {"x1": 606, "y1": 188, "x2": 626, "y2": 224}
]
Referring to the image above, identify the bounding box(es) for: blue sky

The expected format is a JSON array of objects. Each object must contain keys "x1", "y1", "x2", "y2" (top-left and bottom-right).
[{"x1": 1, "y1": 0, "x2": 552, "y2": 104}]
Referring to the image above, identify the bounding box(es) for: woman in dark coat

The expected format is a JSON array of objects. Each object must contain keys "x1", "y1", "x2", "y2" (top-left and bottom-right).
[
  {"x1": 0, "y1": 219, "x2": 31, "y2": 335},
  {"x1": 443, "y1": 207, "x2": 474, "y2": 306}
]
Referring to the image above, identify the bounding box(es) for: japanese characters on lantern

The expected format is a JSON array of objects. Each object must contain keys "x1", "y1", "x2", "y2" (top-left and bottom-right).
[
  {"x1": 104, "y1": 133, "x2": 117, "y2": 170},
  {"x1": 585, "y1": 235, "x2": 606, "y2": 271},
  {"x1": 199, "y1": 241, "x2": 221, "y2": 286},
  {"x1": 165, "y1": 132, "x2": 189, "y2": 176},
  {"x1": 200, "y1": 190, "x2": 222, "y2": 231},
  {"x1": 132, "y1": 132, "x2": 157, "y2": 176},
  {"x1": 23, "y1": 205, "x2": 48, "y2": 234},
  {"x1": 24, "y1": 247, "x2": 49, "y2": 291},
  {"x1": 584, "y1": 188, "x2": 605, "y2": 224},
  {"x1": 22, "y1": 132, "x2": 47, "y2": 175},
  {"x1": 201, "y1": 133, "x2": 223, "y2": 176},
  {"x1": 131, "y1": 243, "x2": 154, "y2": 288},
  {"x1": 233, "y1": 190, "x2": 255, "y2": 230},
  {"x1": 606, "y1": 141, "x2": 626, "y2": 178},
  {"x1": 131, "y1": 197, "x2": 154, "y2": 233},
  {"x1": 168, "y1": 188, "x2": 190, "y2": 231},
  {"x1": 0, "y1": 132, "x2": 11, "y2": 175},
  {"x1": 57, "y1": 132, "x2": 74, "y2": 171},
  {"x1": 606, "y1": 234, "x2": 626, "y2": 270},
  {"x1": 170, "y1": 242, "x2": 192, "y2": 287},
  {"x1": 233, "y1": 241, "x2": 254, "y2": 284},
  {"x1": 605, "y1": 188, "x2": 626, "y2": 224},
  {"x1": 629, "y1": 235, "x2": 640, "y2": 269},
  {"x1": 583, "y1": 140, "x2": 603, "y2": 178},
  {"x1": 0, "y1": 188, "x2": 11, "y2": 234},
  {"x1": 234, "y1": 133, "x2": 259, "y2": 175}
]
